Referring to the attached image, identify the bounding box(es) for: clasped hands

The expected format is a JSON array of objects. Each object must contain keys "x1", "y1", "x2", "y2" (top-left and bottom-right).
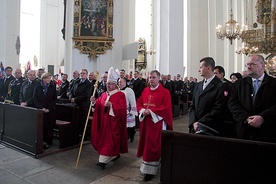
[
  {"x1": 246, "y1": 115, "x2": 264, "y2": 128},
  {"x1": 143, "y1": 109, "x2": 150, "y2": 116},
  {"x1": 41, "y1": 108, "x2": 49, "y2": 113}
]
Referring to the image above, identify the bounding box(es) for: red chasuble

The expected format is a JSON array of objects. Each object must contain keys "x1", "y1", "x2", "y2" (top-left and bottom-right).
[
  {"x1": 136, "y1": 84, "x2": 173, "y2": 162},
  {"x1": 91, "y1": 91, "x2": 128, "y2": 156}
]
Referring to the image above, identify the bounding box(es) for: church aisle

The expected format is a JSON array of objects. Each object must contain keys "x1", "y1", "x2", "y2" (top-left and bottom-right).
[{"x1": 0, "y1": 115, "x2": 189, "y2": 184}]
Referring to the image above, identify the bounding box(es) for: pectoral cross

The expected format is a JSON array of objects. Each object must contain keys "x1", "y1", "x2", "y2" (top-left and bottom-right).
[{"x1": 144, "y1": 95, "x2": 155, "y2": 109}]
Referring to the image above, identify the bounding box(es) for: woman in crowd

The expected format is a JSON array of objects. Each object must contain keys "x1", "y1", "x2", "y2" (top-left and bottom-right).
[
  {"x1": 229, "y1": 72, "x2": 242, "y2": 83},
  {"x1": 34, "y1": 72, "x2": 57, "y2": 149}
]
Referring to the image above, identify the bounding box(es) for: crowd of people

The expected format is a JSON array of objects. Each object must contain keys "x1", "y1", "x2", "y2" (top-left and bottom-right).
[{"x1": 1, "y1": 54, "x2": 276, "y2": 182}]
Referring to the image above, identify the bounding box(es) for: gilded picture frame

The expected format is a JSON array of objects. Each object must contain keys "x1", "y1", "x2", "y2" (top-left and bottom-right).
[{"x1": 72, "y1": 0, "x2": 114, "y2": 59}]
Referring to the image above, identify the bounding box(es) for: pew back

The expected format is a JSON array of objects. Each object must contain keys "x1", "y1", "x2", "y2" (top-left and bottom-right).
[
  {"x1": 0, "y1": 103, "x2": 44, "y2": 157},
  {"x1": 161, "y1": 131, "x2": 276, "y2": 184}
]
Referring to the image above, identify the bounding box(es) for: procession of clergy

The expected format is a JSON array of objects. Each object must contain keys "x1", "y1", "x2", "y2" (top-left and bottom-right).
[{"x1": 0, "y1": 65, "x2": 173, "y2": 182}]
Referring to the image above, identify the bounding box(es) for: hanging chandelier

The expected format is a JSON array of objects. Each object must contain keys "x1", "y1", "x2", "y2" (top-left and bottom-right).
[
  {"x1": 216, "y1": 0, "x2": 240, "y2": 45},
  {"x1": 236, "y1": 42, "x2": 259, "y2": 55}
]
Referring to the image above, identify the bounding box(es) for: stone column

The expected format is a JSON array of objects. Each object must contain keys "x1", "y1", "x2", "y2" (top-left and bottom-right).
[{"x1": 0, "y1": 0, "x2": 20, "y2": 69}]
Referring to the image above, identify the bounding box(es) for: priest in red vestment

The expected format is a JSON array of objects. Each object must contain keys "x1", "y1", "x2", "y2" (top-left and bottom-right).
[
  {"x1": 136, "y1": 70, "x2": 173, "y2": 181},
  {"x1": 90, "y1": 67, "x2": 128, "y2": 169}
]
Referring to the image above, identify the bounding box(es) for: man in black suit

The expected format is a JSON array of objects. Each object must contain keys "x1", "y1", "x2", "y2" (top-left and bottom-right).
[
  {"x1": 0, "y1": 66, "x2": 15, "y2": 102},
  {"x1": 214, "y1": 65, "x2": 232, "y2": 85},
  {"x1": 214, "y1": 65, "x2": 235, "y2": 137},
  {"x1": 70, "y1": 69, "x2": 93, "y2": 138},
  {"x1": 138, "y1": 73, "x2": 146, "y2": 88},
  {"x1": 36, "y1": 68, "x2": 45, "y2": 82},
  {"x1": 166, "y1": 74, "x2": 175, "y2": 95},
  {"x1": 19, "y1": 70, "x2": 39, "y2": 108},
  {"x1": 174, "y1": 74, "x2": 184, "y2": 94},
  {"x1": 97, "y1": 72, "x2": 108, "y2": 97},
  {"x1": 57, "y1": 73, "x2": 69, "y2": 99},
  {"x1": 67, "y1": 70, "x2": 79, "y2": 99},
  {"x1": 6, "y1": 69, "x2": 25, "y2": 104},
  {"x1": 130, "y1": 70, "x2": 144, "y2": 100},
  {"x1": 119, "y1": 69, "x2": 130, "y2": 86},
  {"x1": 228, "y1": 55, "x2": 276, "y2": 143},
  {"x1": 189, "y1": 57, "x2": 228, "y2": 135}
]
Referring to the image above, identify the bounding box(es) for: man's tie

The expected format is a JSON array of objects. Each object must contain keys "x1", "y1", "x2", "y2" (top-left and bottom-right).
[
  {"x1": 253, "y1": 79, "x2": 259, "y2": 101},
  {"x1": 203, "y1": 80, "x2": 207, "y2": 90}
]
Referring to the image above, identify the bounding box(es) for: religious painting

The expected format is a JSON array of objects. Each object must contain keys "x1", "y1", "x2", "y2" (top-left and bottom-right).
[{"x1": 73, "y1": 0, "x2": 114, "y2": 59}]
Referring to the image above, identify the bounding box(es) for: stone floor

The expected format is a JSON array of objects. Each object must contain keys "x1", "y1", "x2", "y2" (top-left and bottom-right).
[{"x1": 0, "y1": 115, "x2": 189, "y2": 184}]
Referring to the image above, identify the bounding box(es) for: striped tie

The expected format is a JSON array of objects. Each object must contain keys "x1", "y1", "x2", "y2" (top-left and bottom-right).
[{"x1": 253, "y1": 79, "x2": 259, "y2": 101}]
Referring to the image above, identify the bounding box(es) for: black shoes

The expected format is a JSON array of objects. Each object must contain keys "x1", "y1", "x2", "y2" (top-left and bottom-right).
[
  {"x1": 144, "y1": 174, "x2": 154, "y2": 182},
  {"x1": 96, "y1": 155, "x2": 120, "y2": 169},
  {"x1": 96, "y1": 162, "x2": 106, "y2": 169}
]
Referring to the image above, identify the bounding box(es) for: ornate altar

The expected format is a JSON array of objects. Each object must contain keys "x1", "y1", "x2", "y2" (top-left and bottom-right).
[{"x1": 72, "y1": 0, "x2": 114, "y2": 59}]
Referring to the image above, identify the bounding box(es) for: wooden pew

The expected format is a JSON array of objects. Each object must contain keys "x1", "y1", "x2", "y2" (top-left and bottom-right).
[
  {"x1": 55, "y1": 103, "x2": 79, "y2": 148},
  {"x1": 0, "y1": 103, "x2": 44, "y2": 157},
  {"x1": 161, "y1": 131, "x2": 276, "y2": 184}
]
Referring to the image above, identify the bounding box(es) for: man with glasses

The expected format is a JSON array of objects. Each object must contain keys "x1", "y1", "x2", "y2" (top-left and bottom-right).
[
  {"x1": 70, "y1": 69, "x2": 93, "y2": 139},
  {"x1": 90, "y1": 67, "x2": 128, "y2": 169},
  {"x1": 229, "y1": 54, "x2": 276, "y2": 143}
]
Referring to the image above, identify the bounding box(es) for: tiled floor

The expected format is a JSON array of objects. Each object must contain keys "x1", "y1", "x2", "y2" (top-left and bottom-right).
[{"x1": 0, "y1": 115, "x2": 189, "y2": 184}]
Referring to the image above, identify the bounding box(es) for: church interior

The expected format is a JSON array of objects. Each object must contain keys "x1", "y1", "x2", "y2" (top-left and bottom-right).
[{"x1": 1, "y1": 0, "x2": 276, "y2": 183}]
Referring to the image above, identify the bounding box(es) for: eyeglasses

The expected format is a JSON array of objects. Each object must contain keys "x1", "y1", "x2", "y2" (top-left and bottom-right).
[
  {"x1": 80, "y1": 72, "x2": 87, "y2": 74},
  {"x1": 244, "y1": 62, "x2": 258, "y2": 67}
]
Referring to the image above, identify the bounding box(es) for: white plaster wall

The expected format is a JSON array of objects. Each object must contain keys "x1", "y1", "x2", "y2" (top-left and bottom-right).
[
  {"x1": 122, "y1": 0, "x2": 136, "y2": 74},
  {"x1": 158, "y1": 0, "x2": 169, "y2": 74},
  {"x1": 168, "y1": 0, "x2": 183, "y2": 76},
  {"x1": 0, "y1": 0, "x2": 7, "y2": 66},
  {"x1": 186, "y1": 0, "x2": 210, "y2": 80},
  {"x1": 20, "y1": 0, "x2": 40, "y2": 72},
  {"x1": 40, "y1": 0, "x2": 65, "y2": 75},
  {"x1": 0, "y1": 0, "x2": 20, "y2": 69}
]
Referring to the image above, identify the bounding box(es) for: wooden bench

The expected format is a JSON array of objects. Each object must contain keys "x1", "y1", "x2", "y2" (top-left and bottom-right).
[
  {"x1": 54, "y1": 120, "x2": 72, "y2": 149},
  {"x1": 161, "y1": 131, "x2": 276, "y2": 184},
  {"x1": 55, "y1": 103, "x2": 80, "y2": 149}
]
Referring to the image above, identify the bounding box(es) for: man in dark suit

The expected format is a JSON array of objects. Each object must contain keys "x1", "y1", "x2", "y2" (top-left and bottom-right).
[
  {"x1": 70, "y1": 69, "x2": 93, "y2": 138},
  {"x1": 228, "y1": 55, "x2": 276, "y2": 143},
  {"x1": 174, "y1": 74, "x2": 184, "y2": 94},
  {"x1": 129, "y1": 70, "x2": 144, "y2": 100},
  {"x1": 0, "y1": 66, "x2": 15, "y2": 102},
  {"x1": 6, "y1": 69, "x2": 25, "y2": 104},
  {"x1": 119, "y1": 69, "x2": 130, "y2": 86},
  {"x1": 189, "y1": 57, "x2": 228, "y2": 135},
  {"x1": 166, "y1": 74, "x2": 175, "y2": 95},
  {"x1": 214, "y1": 65, "x2": 235, "y2": 137},
  {"x1": 138, "y1": 73, "x2": 146, "y2": 88},
  {"x1": 97, "y1": 72, "x2": 108, "y2": 97},
  {"x1": 67, "y1": 70, "x2": 79, "y2": 99},
  {"x1": 57, "y1": 73, "x2": 69, "y2": 99},
  {"x1": 214, "y1": 65, "x2": 232, "y2": 85},
  {"x1": 19, "y1": 70, "x2": 39, "y2": 108}
]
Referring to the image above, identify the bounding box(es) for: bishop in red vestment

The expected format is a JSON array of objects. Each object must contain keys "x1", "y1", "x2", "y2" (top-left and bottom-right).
[
  {"x1": 91, "y1": 67, "x2": 128, "y2": 169},
  {"x1": 136, "y1": 70, "x2": 173, "y2": 181}
]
